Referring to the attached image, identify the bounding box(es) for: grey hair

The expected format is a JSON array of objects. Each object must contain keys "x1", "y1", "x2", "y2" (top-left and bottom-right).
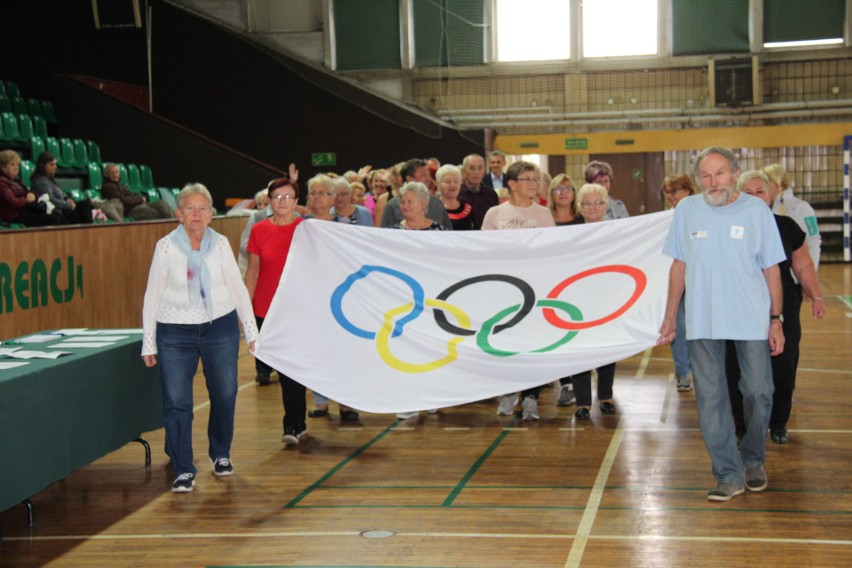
[
  {"x1": 332, "y1": 176, "x2": 352, "y2": 193},
  {"x1": 736, "y1": 169, "x2": 770, "y2": 193},
  {"x1": 307, "y1": 174, "x2": 337, "y2": 195},
  {"x1": 693, "y1": 147, "x2": 740, "y2": 179},
  {"x1": 399, "y1": 181, "x2": 430, "y2": 209},
  {"x1": 253, "y1": 188, "x2": 268, "y2": 201},
  {"x1": 435, "y1": 164, "x2": 461, "y2": 184},
  {"x1": 177, "y1": 183, "x2": 213, "y2": 209}
]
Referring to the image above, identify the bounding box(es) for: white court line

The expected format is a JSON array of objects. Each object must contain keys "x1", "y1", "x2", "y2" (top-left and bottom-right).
[
  {"x1": 7, "y1": 530, "x2": 852, "y2": 547},
  {"x1": 564, "y1": 428, "x2": 624, "y2": 568},
  {"x1": 192, "y1": 379, "x2": 257, "y2": 413},
  {"x1": 502, "y1": 427, "x2": 529, "y2": 431},
  {"x1": 443, "y1": 427, "x2": 471, "y2": 431},
  {"x1": 337, "y1": 427, "x2": 363, "y2": 431},
  {"x1": 634, "y1": 348, "x2": 652, "y2": 380},
  {"x1": 558, "y1": 428, "x2": 586, "y2": 431},
  {"x1": 660, "y1": 373, "x2": 675, "y2": 424}
]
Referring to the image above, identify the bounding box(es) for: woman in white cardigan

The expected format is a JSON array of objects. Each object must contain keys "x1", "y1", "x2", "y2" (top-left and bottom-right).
[{"x1": 142, "y1": 183, "x2": 258, "y2": 493}]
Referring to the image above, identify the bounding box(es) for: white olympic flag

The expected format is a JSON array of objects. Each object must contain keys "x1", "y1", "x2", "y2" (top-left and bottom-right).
[{"x1": 255, "y1": 211, "x2": 674, "y2": 413}]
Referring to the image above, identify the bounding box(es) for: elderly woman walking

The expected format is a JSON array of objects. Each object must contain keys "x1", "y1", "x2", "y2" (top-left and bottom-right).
[{"x1": 142, "y1": 183, "x2": 258, "y2": 493}]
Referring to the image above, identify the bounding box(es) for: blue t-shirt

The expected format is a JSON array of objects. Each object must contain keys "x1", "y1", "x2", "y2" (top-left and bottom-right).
[{"x1": 663, "y1": 193, "x2": 785, "y2": 341}]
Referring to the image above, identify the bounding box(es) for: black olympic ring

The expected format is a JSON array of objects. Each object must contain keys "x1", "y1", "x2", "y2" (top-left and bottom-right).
[{"x1": 432, "y1": 275, "x2": 535, "y2": 336}]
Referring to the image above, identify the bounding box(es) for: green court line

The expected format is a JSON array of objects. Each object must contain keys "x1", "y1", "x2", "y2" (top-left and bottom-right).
[
  {"x1": 282, "y1": 423, "x2": 397, "y2": 508},
  {"x1": 839, "y1": 295, "x2": 852, "y2": 310},
  {"x1": 441, "y1": 429, "x2": 511, "y2": 507}
]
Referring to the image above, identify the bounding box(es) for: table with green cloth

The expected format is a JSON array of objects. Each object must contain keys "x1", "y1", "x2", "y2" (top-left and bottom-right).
[{"x1": 0, "y1": 332, "x2": 163, "y2": 515}]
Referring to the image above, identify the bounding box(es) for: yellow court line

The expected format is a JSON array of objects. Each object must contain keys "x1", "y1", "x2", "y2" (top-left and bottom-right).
[{"x1": 634, "y1": 348, "x2": 652, "y2": 380}]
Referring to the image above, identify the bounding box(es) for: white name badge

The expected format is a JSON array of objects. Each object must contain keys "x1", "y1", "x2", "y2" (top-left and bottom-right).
[
  {"x1": 690, "y1": 230, "x2": 707, "y2": 239},
  {"x1": 730, "y1": 225, "x2": 744, "y2": 239}
]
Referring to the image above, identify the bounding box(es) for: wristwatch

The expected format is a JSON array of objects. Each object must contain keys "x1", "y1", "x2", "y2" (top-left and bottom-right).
[{"x1": 770, "y1": 314, "x2": 784, "y2": 322}]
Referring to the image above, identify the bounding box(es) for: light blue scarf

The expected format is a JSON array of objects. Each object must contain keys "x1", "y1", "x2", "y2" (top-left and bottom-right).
[{"x1": 171, "y1": 225, "x2": 216, "y2": 321}]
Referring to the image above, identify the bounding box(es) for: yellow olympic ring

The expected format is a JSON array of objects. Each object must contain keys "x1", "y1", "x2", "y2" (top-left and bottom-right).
[{"x1": 376, "y1": 299, "x2": 471, "y2": 373}]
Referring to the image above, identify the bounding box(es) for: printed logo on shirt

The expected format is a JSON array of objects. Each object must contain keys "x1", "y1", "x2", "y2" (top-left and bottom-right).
[
  {"x1": 804, "y1": 216, "x2": 819, "y2": 236},
  {"x1": 689, "y1": 230, "x2": 707, "y2": 239},
  {"x1": 730, "y1": 225, "x2": 744, "y2": 239}
]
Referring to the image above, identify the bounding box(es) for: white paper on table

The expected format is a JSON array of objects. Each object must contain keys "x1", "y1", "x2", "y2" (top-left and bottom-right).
[
  {"x1": 49, "y1": 342, "x2": 115, "y2": 349},
  {"x1": 0, "y1": 347, "x2": 22, "y2": 356},
  {"x1": 0, "y1": 361, "x2": 30, "y2": 370},
  {"x1": 98, "y1": 329, "x2": 142, "y2": 334},
  {"x1": 7, "y1": 334, "x2": 62, "y2": 344},
  {"x1": 53, "y1": 328, "x2": 89, "y2": 335},
  {"x1": 62, "y1": 336, "x2": 129, "y2": 342},
  {"x1": 5, "y1": 350, "x2": 69, "y2": 359}
]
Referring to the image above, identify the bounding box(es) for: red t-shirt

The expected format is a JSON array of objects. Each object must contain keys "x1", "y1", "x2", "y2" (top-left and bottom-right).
[{"x1": 246, "y1": 217, "x2": 303, "y2": 317}]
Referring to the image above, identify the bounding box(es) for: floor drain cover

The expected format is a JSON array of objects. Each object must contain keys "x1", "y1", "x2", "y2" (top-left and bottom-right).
[{"x1": 360, "y1": 530, "x2": 395, "y2": 539}]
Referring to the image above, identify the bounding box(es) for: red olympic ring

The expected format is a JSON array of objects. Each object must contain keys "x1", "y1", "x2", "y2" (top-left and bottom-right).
[{"x1": 543, "y1": 265, "x2": 646, "y2": 330}]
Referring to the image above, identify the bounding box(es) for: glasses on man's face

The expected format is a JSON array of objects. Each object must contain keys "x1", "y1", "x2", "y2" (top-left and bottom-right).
[
  {"x1": 271, "y1": 194, "x2": 296, "y2": 202},
  {"x1": 553, "y1": 186, "x2": 574, "y2": 194},
  {"x1": 183, "y1": 205, "x2": 212, "y2": 214},
  {"x1": 309, "y1": 191, "x2": 334, "y2": 198},
  {"x1": 581, "y1": 201, "x2": 605, "y2": 208},
  {"x1": 516, "y1": 177, "x2": 540, "y2": 184}
]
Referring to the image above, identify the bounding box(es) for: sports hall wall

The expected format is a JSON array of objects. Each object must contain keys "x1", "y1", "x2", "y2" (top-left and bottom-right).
[{"x1": 0, "y1": 217, "x2": 244, "y2": 339}]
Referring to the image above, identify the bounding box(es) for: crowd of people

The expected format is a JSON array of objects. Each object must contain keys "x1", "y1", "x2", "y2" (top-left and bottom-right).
[
  {"x1": 0, "y1": 149, "x2": 173, "y2": 227},
  {"x1": 136, "y1": 149, "x2": 825, "y2": 498}
]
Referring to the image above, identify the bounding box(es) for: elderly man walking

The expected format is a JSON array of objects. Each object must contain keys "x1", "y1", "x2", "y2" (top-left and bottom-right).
[{"x1": 658, "y1": 147, "x2": 786, "y2": 502}]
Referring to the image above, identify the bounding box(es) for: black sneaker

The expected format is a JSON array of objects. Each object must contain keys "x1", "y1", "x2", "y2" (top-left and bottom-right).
[
  {"x1": 282, "y1": 426, "x2": 303, "y2": 446},
  {"x1": 770, "y1": 428, "x2": 789, "y2": 444},
  {"x1": 256, "y1": 372, "x2": 271, "y2": 386},
  {"x1": 172, "y1": 473, "x2": 195, "y2": 493},
  {"x1": 211, "y1": 457, "x2": 234, "y2": 477}
]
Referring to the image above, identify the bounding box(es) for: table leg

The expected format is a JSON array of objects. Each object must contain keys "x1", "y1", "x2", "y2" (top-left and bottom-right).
[{"x1": 134, "y1": 438, "x2": 151, "y2": 466}]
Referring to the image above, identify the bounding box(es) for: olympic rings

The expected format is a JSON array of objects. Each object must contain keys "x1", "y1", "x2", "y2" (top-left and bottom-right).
[
  {"x1": 477, "y1": 299, "x2": 584, "y2": 357},
  {"x1": 330, "y1": 264, "x2": 647, "y2": 373},
  {"x1": 433, "y1": 275, "x2": 535, "y2": 336},
  {"x1": 543, "y1": 265, "x2": 646, "y2": 330},
  {"x1": 377, "y1": 299, "x2": 470, "y2": 373},
  {"x1": 330, "y1": 265, "x2": 423, "y2": 339}
]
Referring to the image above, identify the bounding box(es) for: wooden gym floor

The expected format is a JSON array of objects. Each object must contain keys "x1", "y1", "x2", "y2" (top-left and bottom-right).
[{"x1": 1, "y1": 263, "x2": 851, "y2": 568}]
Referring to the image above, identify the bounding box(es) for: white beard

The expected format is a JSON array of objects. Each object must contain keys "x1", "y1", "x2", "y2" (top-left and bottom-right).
[{"x1": 703, "y1": 187, "x2": 733, "y2": 207}]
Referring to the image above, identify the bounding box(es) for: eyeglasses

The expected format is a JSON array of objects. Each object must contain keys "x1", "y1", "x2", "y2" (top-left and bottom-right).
[
  {"x1": 516, "y1": 177, "x2": 540, "y2": 184},
  {"x1": 309, "y1": 191, "x2": 334, "y2": 198},
  {"x1": 271, "y1": 194, "x2": 296, "y2": 201},
  {"x1": 182, "y1": 205, "x2": 212, "y2": 214},
  {"x1": 581, "y1": 201, "x2": 606, "y2": 208},
  {"x1": 553, "y1": 186, "x2": 574, "y2": 194}
]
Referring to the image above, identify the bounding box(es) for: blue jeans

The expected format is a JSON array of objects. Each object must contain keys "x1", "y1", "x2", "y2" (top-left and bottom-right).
[
  {"x1": 156, "y1": 311, "x2": 240, "y2": 476},
  {"x1": 689, "y1": 339, "x2": 773, "y2": 485},
  {"x1": 670, "y1": 298, "x2": 691, "y2": 377}
]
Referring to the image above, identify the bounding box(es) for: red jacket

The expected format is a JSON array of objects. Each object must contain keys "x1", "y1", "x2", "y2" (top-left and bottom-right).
[{"x1": 0, "y1": 172, "x2": 29, "y2": 222}]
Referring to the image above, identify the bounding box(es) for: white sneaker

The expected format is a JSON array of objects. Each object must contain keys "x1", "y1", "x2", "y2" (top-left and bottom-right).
[
  {"x1": 521, "y1": 396, "x2": 540, "y2": 421},
  {"x1": 497, "y1": 394, "x2": 518, "y2": 416},
  {"x1": 556, "y1": 384, "x2": 576, "y2": 406},
  {"x1": 396, "y1": 411, "x2": 419, "y2": 420}
]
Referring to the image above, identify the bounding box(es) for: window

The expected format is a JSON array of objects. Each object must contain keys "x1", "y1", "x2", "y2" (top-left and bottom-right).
[
  {"x1": 495, "y1": 0, "x2": 571, "y2": 62},
  {"x1": 582, "y1": 0, "x2": 657, "y2": 58},
  {"x1": 763, "y1": 0, "x2": 845, "y2": 48}
]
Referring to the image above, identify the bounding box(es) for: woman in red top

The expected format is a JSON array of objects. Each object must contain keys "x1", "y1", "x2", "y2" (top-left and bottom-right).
[{"x1": 245, "y1": 177, "x2": 307, "y2": 446}]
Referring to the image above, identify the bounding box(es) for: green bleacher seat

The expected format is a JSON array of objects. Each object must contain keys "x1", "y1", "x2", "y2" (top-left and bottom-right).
[
  {"x1": 26, "y1": 99, "x2": 43, "y2": 119},
  {"x1": 5, "y1": 82, "x2": 20, "y2": 99},
  {"x1": 117, "y1": 163, "x2": 129, "y2": 186},
  {"x1": 20, "y1": 160, "x2": 34, "y2": 187},
  {"x1": 45, "y1": 136, "x2": 61, "y2": 159},
  {"x1": 64, "y1": 188, "x2": 86, "y2": 202},
  {"x1": 2, "y1": 112, "x2": 19, "y2": 141},
  {"x1": 15, "y1": 113, "x2": 33, "y2": 141},
  {"x1": 0, "y1": 115, "x2": 6, "y2": 141},
  {"x1": 11, "y1": 97, "x2": 27, "y2": 115},
  {"x1": 29, "y1": 136, "x2": 45, "y2": 160},
  {"x1": 139, "y1": 164, "x2": 154, "y2": 189},
  {"x1": 87, "y1": 162, "x2": 103, "y2": 188},
  {"x1": 87, "y1": 140, "x2": 101, "y2": 162},
  {"x1": 144, "y1": 188, "x2": 160, "y2": 202},
  {"x1": 127, "y1": 164, "x2": 142, "y2": 192},
  {"x1": 85, "y1": 188, "x2": 102, "y2": 201},
  {"x1": 42, "y1": 101, "x2": 57, "y2": 124},
  {"x1": 0, "y1": 81, "x2": 6, "y2": 97},
  {"x1": 31, "y1": 114, "x2": 48, "y2": 139},
  {"x1": 72, "y1": 139, "x2": 88, "y2": 168},
  {"x1": 58, "y1": 138, "x2": 75, "y2": 168},
  {"x1": 158, "y1": 188, "x2": 178, "y2": 209},
  {"x1": 0, "y1": 94, "x2": 9, "y2": 113}
]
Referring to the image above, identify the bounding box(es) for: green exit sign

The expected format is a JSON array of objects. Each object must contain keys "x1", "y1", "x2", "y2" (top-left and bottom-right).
[
  {"x1": 311, "y1": 152, "x2": 337, "y2": 167},
  {"x1": 565, "y1": 138, "x2": 588, "y2": 150}
]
